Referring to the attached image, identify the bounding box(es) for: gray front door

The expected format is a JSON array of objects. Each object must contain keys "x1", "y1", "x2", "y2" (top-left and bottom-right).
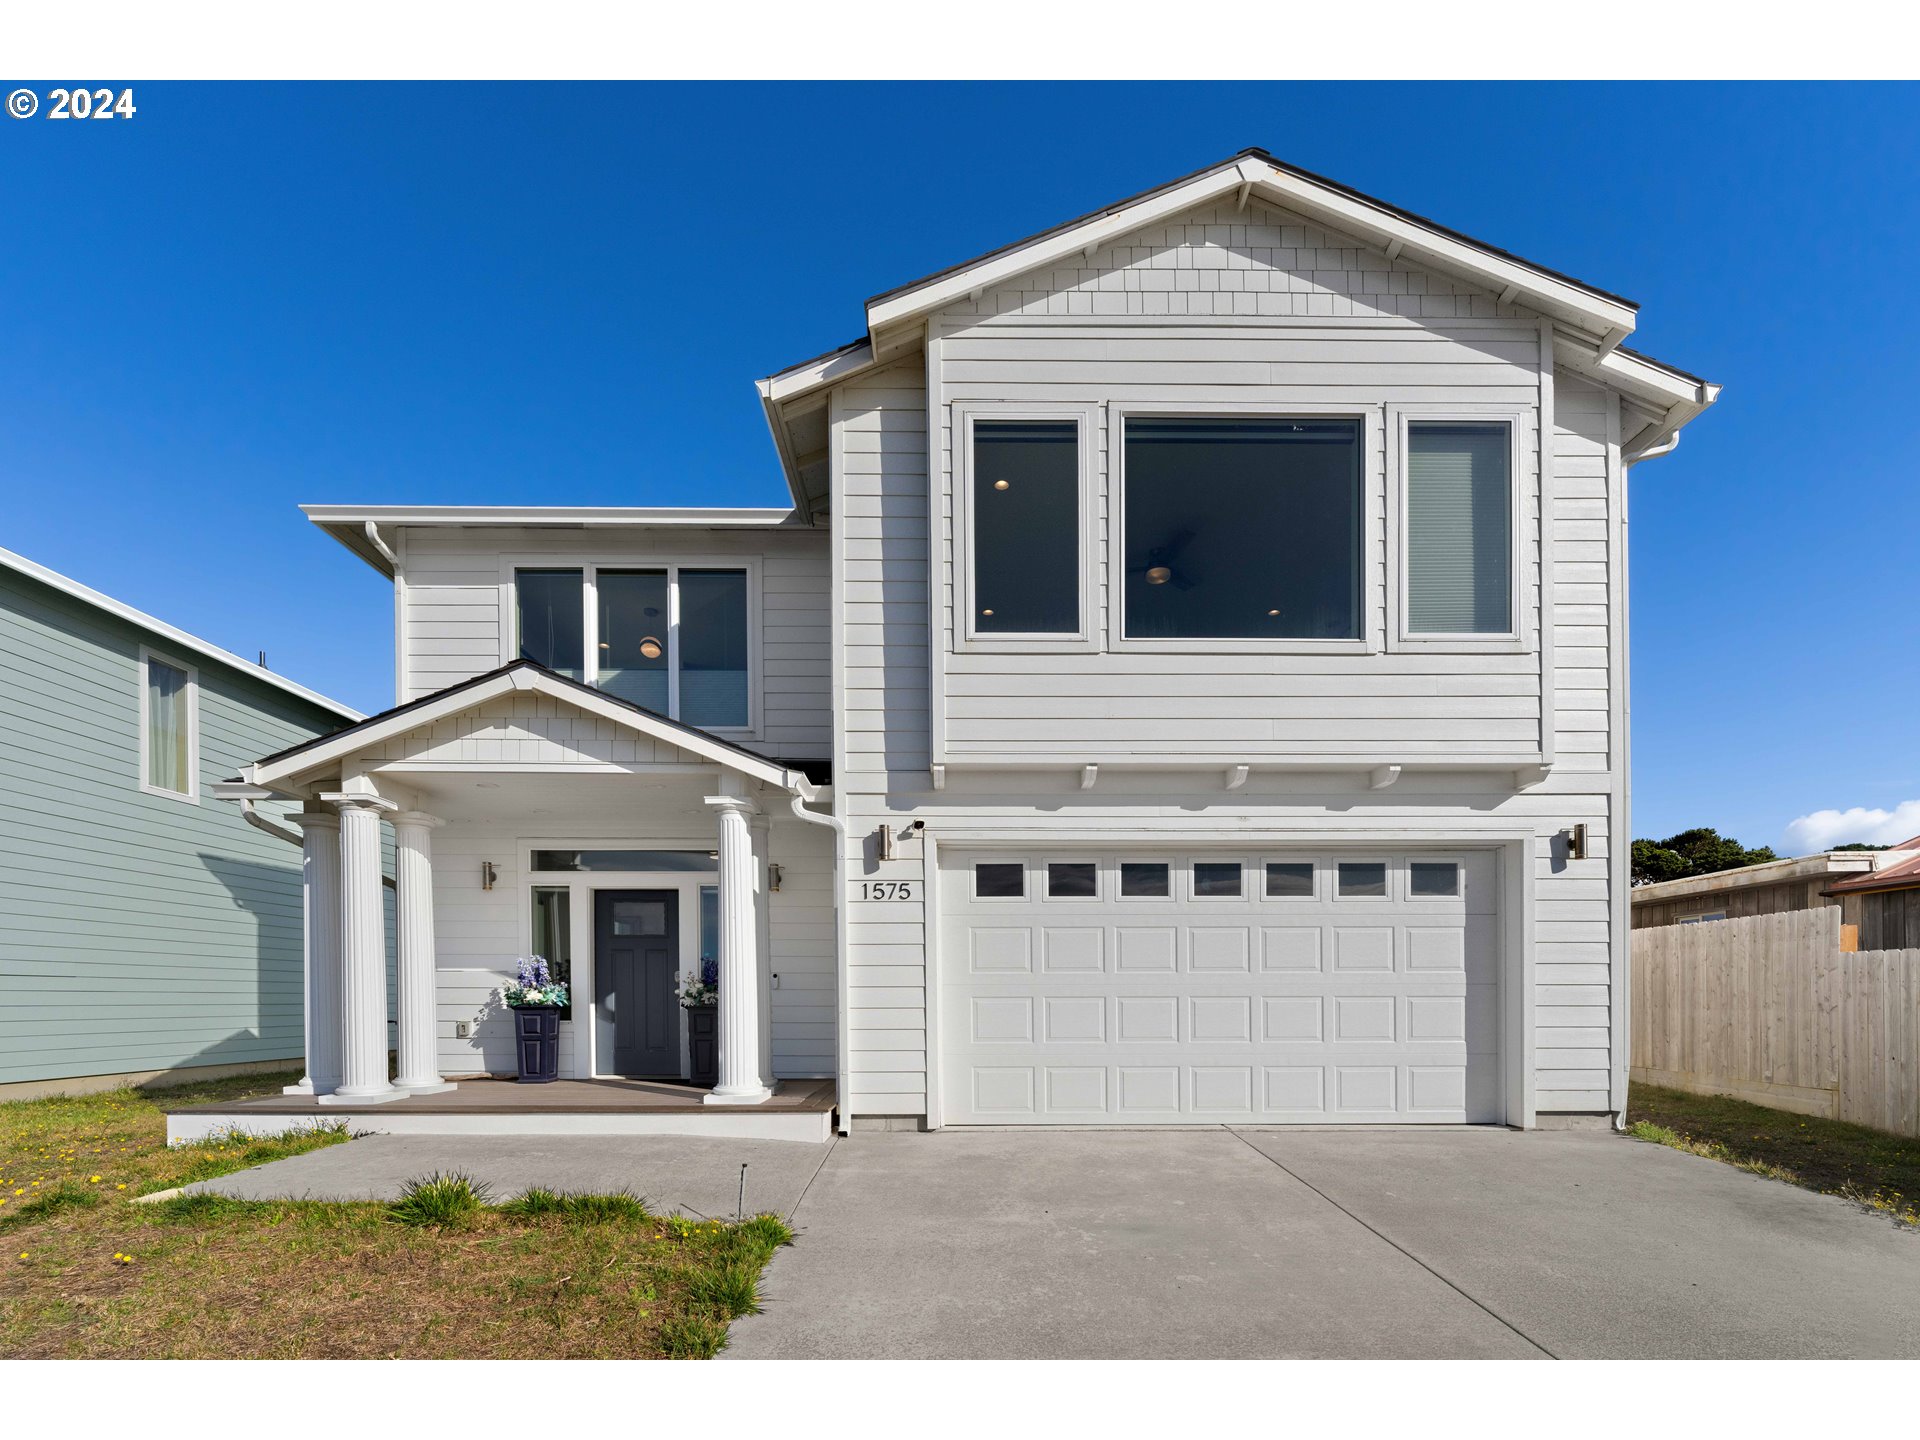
[{"x1": 594, "y1": 890, "x2": 679, "y2": 1077}]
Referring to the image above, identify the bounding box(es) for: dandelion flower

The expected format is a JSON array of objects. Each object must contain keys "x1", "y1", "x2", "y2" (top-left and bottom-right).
[{"x1": 89, "y1": 1175, "x2": 101, "y2": 1183}]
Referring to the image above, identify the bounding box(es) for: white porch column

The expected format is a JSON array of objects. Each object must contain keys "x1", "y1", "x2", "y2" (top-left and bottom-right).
[
  {"x1": 321, "y1": 792, "x2": 404, "y2": 1105},
  {"x1": 751, "y1": 813, "x2": 774, "y2": 1086},
  {"x1": 392, "y1": 811, "x2": 455, "y2": 1094},
  {"x1": 704, "y1": 790, "x2": 772, "y2": 1105},
  {"x1": 288, "y1": 808, "x2": 342, "y2": 1097}
]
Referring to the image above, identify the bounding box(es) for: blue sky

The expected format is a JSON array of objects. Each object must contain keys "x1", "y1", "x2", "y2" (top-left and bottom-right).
[{"x1": 4, "y1": 81, "x2": 1917, "y2": 850}]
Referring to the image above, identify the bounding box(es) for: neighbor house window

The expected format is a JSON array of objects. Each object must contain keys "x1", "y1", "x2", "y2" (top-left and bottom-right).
[
  {"x1": 140, "y1": 650, "x2": 197, "y2": 800},
  {"x1": 1123, "y1": 417, "x2": 1361, "y2": 640},
  {"x1": 1405, "y1": 422, "x2": 1513, "y2": 635},
  {"x1": 972, "y1": 419, "x2": 1080, "y2": 635},
  {"x1": 515, "y1": 565, "x2": 752, "y2": 729}
]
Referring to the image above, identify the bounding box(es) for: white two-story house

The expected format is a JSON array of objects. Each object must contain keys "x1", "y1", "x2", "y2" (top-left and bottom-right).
[{"x1": 210, "y1": 150, "x2": 1715, "y2": 1143}]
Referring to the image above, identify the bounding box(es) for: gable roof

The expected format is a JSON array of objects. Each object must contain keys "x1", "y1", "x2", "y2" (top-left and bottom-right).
[
  {"x1": 0, "y1": 544, "x2": 360, "y2": 721},
  {"x1": 241, "y1": 658, "x2": 820, "y2": 797},
  {"x1": 758, "y1": 147, "x2": 1719, "y2": 516}
]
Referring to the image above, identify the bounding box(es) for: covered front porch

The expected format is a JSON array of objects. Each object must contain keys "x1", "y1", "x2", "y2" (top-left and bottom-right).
[{"x1": 211, "y1": 662, "x2": 841, "y2": 1143}]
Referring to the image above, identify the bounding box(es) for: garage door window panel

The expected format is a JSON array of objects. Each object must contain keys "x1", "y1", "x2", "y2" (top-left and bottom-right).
[
  {"x1": 1045, "y1": 861, "x2": 1100, "y2": 901},
  {"x1": 1263, "y1": 860, "x2": 1317, "y2": 901},
  {"x1": 1409, "y1": 860, "x2": 1463, "y2": 900},
  {"x1": 1119, "y1": 861, "x2": 1173, "y2": 900},
  {"x1": 1335, "y1": 860, "x2": 1391, "y2": 901},
  {"x1": 1191, "y1": 861, "x2": 1244, "y2": 900},
  {"x1": 972, "y1": 861, "x2": 1027, "y2": 900}
]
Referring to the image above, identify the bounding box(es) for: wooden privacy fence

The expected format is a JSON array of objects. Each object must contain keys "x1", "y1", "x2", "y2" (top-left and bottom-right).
[{"x1": 1631, "y1": 907, "x2": 1920, "y2": 1137}]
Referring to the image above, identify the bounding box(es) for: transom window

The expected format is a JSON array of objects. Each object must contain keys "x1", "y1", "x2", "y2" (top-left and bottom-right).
[
  {"x1": 514, "y1": 565, "x2": 751, "y2": 729},
  {"x1": 1123, "y1": 417, "x2": 1362, "y2": 641},
  {"x1": 1404, "y1": 422, "x2": 1513, "y2": 636},
  {"x1": 139, "y1": 649, "x2": 198, "y2": 801},
  {"x1": 972, "y1": 419, "x2": 1080, "y2": 635}
]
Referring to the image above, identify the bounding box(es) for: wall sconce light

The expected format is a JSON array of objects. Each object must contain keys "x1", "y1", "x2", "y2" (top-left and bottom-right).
[
  {"x1": 1567, "y1": 824, "x2": 1588, "y2": 862},
  {"x1": 482, "y1": 861, "x2": 497, "y2": 891},
  {"x1": 768, "y1": 862, "x2": 783, "y2": 892}
]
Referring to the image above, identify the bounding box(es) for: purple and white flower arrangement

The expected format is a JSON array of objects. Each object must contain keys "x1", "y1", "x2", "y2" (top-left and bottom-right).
[
  {"x1": 677, "y1": 956, "x2": 719, "y2": 1008},
  {"x1": 503, "y1": 955, "x2": 569, "y2": 1009}
]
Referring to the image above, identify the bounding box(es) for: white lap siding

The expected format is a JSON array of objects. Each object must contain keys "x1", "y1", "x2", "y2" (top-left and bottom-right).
[
  {"x1": 394, "y1": 523, "x2": 831, "y2": 762},
  {"x1": 828, "y1": 202, "x2": 1629, "y2": 1121}
]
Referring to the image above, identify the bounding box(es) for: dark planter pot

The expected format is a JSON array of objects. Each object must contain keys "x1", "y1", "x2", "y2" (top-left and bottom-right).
[
  {"x1": 687, "y1": 1005, "x2": 719, "y2": 1088},
  {"x1": 513, "y1": 1004, "x2": 561, "y2": 1083}
]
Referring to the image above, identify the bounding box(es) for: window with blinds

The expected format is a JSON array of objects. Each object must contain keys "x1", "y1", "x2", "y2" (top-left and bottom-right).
[{"x1": 1405, "y1": 422, "x2": 1513, "y2": 635}]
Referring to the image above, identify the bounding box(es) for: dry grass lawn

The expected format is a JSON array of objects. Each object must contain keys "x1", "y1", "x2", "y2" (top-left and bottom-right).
[{"x1": 0, "y1": 1071, "x2": 790, "y2": 1358}]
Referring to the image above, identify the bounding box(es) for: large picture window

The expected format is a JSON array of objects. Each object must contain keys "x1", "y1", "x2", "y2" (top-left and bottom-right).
[
  {"x1": 971, "y1": 419, "x2": 1080, "y2": 635},
  {"x1": 1404, "y1": 422, "x2": 1513, "y2": 636},
  {"x1": 514, "y1": 564, "x2": 751, "y2": 729},
  {"x1": 1123, "y1": 417, "x2": 1362, "y2": 640}
]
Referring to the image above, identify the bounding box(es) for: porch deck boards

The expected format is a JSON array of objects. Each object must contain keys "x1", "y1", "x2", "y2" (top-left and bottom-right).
[{"x1": 168, "y1": 1077, "x2": 838, "y2": 1118}]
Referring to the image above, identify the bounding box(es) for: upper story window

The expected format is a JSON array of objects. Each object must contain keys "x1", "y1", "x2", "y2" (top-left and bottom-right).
[
  {"x1": 1122, "y1": 417, "x2": 1362, "y2": 641},
  {"x1": 514, "y1": 565, "x2": 751, "y2": 730},
  {"x1": 139, "y1": 647, "x2": 198, "y2": 801},
  {"x1": 1403, "y1": 421, "x2": 1515, "y2": 637},
  {"x1": 972, "y1": 420, "x2": 1080, "y2": 635}
]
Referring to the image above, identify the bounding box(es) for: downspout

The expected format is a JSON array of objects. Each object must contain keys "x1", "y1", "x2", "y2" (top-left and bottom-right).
[
  {"x1": 786, "y1": 782, "x2": 849, "y2": 1134},
  {"x1": 236, "y1": 795, "x2": 304, "y2": 848}
]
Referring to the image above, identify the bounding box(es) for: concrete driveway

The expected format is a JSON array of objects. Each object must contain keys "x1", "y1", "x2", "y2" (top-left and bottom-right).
[
  {"x1": 194, "y1": 1125, "x2": 1920, "y2": 1358},
  {"x1": 724, "y1": 1128, "x2": 1920, "y2": 1360}
]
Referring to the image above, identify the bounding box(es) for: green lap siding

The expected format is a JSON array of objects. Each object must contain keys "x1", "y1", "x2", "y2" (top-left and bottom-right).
[{"x1": 0, "y1": 565, "x2": 376, "y2": 1086}]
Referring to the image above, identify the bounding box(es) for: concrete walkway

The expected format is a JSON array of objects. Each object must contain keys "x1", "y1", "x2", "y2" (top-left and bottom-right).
[
  {"x1": 725, "y1": 1128, "x2": 1920, "y2": 1360},
  {"x1": 189, "y1": 1134, "x2": 833, "y2": 1221}
]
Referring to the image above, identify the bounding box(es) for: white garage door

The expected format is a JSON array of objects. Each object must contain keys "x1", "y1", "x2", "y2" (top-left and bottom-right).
[{"x1": 938, "y1": 851, "x2": 1501, "y2": 1125}]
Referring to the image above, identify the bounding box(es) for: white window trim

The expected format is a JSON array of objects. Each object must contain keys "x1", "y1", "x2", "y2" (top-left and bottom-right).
[
  {"x1": 1106, "y1": 402, "x2": 1380, "y2": 655},
  {"x1": 952, "y1": 402, "x2": 1100, "y2": 653},
  {"x1": 137, "y1": 645, "x2": 200, "y2": 804},
  {"x1": 1386, "y1": 404, "x2": 1531, "y2": 653},
  {"x1": 1403, "y1": 853, "x2": 1470, "y2": 906},
  {"x1": 498, "y1": 555, "x2": 762, "y2": 738},
  {"x1": 1678, "y1": 910, "x2": 1728, "y2": 925}
]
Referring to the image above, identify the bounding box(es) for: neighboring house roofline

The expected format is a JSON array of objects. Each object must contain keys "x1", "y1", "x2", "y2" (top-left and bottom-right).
[
  {"x1": 756, "y1": 147, "x2": 1719, "y2": 512},
  {"x1": 1630, "y1": 850, "x2": 1886, "y2": 906},
  {"x1": 0, "y1": 544, "x2": 361, "y2": 721},
  {"x1": 240, "y1": 657, "x2": 824, "y2": 798},
  {"x1": 301, "y1": 505, "x2": 806, "y2": 578},
  {"x1": 1823, "y1": 837, "x2": 1920, "y2": 897}
]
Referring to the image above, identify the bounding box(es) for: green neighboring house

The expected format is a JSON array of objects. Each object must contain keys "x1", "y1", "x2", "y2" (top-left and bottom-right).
[{"x1": 0, "y1": 545, "x2": 366, "y2": 1099}]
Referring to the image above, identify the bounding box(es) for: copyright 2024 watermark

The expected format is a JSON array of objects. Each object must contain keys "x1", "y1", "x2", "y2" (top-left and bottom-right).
[{"x1": 8, "y1": 87, "x2": 138, "y2": 120}]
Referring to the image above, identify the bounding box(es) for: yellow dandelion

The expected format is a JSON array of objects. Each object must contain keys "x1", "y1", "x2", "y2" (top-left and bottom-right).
[
  {"x1": 89, "y1": 1175, "x2": 101, "y2": 1183},
  {"x1": 116, "y1": 1184, "x2": 127, "y2": 1191},
  {"x1": 17, "y1": 1252, "x2": 26, "y2": 1260}
]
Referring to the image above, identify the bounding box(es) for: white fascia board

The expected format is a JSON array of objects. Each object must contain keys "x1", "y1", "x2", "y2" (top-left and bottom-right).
[
  {"x1": 0, "y1": 545, "x2": 361, "y2": 721},
  {"x1": 252, "y1": 667, "x2": 799, "y2": 794},
  {"x1": 862, "y1": 157, "x2": 1637, "y2": 343},
  {"x1": 757, "y1": 339, "x2": 877, "y2": 406},
  {"x1": 302, "y1": 505, "x2": 800, "y2": 528}
]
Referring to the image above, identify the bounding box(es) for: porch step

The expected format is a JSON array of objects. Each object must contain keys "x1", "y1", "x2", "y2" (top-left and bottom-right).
[{"x1": 166, "y1": 1077, "x2": 837, "y2": 1146}]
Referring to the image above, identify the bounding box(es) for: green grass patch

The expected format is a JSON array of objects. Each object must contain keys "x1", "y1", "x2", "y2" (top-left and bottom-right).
[
  {"x1": 388, "y1": 1172, "x2": 494, "y2": 1228},
  {"x1": 0, "y1": 1071, "x2": 796, "y2": 1357},
  {"x1": 1628, "y1": 1083, "x2": 1920, "y2": 1226}
]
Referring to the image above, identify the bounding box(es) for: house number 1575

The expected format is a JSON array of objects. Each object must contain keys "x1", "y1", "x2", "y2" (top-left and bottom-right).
[{"x1": 858, "y1": 881, "x2": 915, "y2": 901}]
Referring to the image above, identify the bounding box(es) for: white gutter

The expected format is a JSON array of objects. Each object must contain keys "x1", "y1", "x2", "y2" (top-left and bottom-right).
[{"x1": 786, "y1": 791, "x2": 849, "y2": 1135}]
